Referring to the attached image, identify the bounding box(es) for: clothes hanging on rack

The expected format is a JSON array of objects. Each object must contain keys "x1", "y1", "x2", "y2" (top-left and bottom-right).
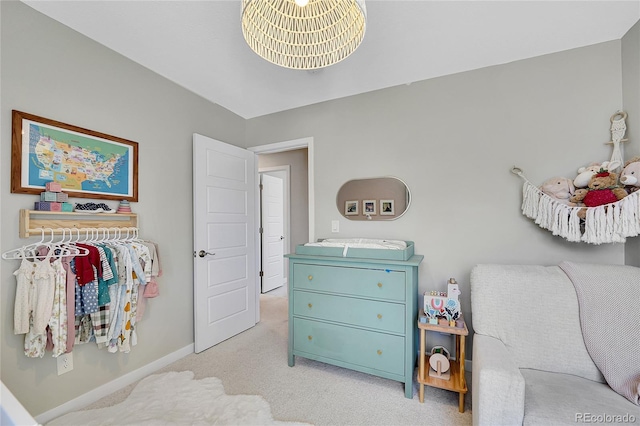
[
  {"x1": 47, "y1": 257, "x2": 68, "y2": 357},
  {"x1": 74, "y1": 238, "x2": 153, "y2": 353},
  {"x1": 13, "y1": 248, "x2": 56, "y2": 358},
  {"x1": 136, "y1": 241, "x2": 160, "y2": 320},
  {"x1": 6, "y1": 228, "x2": 161, "y2": 358},
  {"x1": 61, "y1": 255, "x2": 76, "y2": 352}
]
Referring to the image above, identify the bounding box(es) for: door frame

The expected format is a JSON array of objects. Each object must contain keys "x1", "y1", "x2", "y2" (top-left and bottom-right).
[
  {"x1": 249, "y1": 137, "x2": 315, "y2": 322},
  {"x1": 249, "y1": 136, "x2": 314, "y2": 242}
]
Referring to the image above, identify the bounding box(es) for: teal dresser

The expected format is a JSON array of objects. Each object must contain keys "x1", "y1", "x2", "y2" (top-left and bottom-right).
[{"x1": 285, "y1": 245, "x2": 423, "y2": 398}]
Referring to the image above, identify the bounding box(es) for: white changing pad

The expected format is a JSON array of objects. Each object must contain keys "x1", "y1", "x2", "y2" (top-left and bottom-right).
[
  {"x1": 295, "y1": 239, "x2": 414, "y2": 260},
  {"x1": 304, "y1": 238, "x2": 407, "y2": 250}
]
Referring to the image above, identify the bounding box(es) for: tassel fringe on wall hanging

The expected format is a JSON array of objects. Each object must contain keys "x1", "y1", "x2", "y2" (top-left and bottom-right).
[{"x1": 511, "y1": 167, "x2": 640, "y2": 244}]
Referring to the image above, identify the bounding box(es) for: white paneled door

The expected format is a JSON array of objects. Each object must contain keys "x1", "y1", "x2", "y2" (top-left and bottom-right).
[
  {"x1": 193, "y1": 134, "x2": 257, "y2": 353},
  {"x1": 260, "y1": 174, "x2": 284, "y2": 293}
]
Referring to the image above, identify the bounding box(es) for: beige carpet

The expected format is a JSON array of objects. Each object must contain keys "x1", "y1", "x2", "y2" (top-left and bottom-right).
[{"x1": 64, "y1": 294, "x2": 472, "y2": 425}]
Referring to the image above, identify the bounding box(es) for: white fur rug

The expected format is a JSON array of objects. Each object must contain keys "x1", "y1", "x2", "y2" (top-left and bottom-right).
[{"x1": 47, "y1": 371, "x2": 309, "y2": 425}]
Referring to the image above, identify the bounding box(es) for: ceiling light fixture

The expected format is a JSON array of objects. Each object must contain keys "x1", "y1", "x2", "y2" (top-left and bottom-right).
[{"x1": 241, "y1": 0, "x2": 367, "y2": 70}]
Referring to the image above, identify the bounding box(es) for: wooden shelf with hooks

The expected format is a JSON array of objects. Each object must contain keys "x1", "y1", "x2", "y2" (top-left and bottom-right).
[{"x1": 19, "y1": 209, "x2": 138, "y2": 238}]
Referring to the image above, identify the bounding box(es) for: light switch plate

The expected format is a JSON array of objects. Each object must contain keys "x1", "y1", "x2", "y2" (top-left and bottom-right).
[{"x1": 331, "y1": 220, "x2": 339, "y2": 233}]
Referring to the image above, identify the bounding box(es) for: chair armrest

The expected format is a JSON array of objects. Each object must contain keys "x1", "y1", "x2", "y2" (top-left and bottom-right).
[{"x1": 472, "y1": 334, "x2": 525, "y2": 426}]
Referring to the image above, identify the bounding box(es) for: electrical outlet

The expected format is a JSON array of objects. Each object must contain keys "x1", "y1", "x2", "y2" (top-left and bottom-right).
[{"x1": 57, "y1": 352, "x2": 73, "y2": 375}]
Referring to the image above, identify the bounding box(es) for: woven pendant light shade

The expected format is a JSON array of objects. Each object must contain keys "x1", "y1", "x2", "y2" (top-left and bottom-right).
[{"x1": 242, "y1": 0, "x2": 367, "y2": 70}]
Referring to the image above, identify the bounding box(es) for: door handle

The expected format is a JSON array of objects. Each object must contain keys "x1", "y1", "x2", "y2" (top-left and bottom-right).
[{"x1": 198, "y1": 250, "x2": 215, "y2": 258}]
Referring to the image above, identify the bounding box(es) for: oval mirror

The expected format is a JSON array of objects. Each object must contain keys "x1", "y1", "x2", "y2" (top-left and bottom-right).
[{"x1": 336, "y1": 177, "x2": 411, "y2": 221}]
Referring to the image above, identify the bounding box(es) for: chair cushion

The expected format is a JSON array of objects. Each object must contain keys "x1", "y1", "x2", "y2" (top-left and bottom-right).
[
  {"x1": 521, "y1": 369, "x2": 638, "y2": 426},
  {"x1": 470, "y1": 264, "x2": 603, "y2": 382}
]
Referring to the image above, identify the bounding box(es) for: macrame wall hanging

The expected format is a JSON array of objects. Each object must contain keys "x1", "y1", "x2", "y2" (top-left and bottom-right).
[
  {"x1": 608, "y1": 111, "x2": 628, "y2": 173},
  {"x1": 512, "y1": 111, "x2": 640, "y2": 245}
]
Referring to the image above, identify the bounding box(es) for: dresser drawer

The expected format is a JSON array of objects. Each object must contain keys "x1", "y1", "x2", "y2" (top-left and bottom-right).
[
  {"x1": 292, "y1": 291, "x2": 405, "y2": 334},
  {"x1": 293, "y1": 263, "x2": 405, "y2": 301},
  {"x1": 293, "y1": 318, "x2": 405, "y2": 376}
]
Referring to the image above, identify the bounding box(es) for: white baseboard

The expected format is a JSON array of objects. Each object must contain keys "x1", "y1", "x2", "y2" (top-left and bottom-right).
[{"x1": 34, "y1": 344, "x2": 194, "y2": 424}]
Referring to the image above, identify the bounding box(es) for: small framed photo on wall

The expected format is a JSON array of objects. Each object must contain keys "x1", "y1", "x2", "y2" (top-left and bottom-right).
[
  {"x1": 345, "y1": 200, "x2": 358, "y2": 215},
  {"x1": 363, "y1": 200, "x2": 376, "y2": 215},
  {"x1": 380, "y1": 200, "x2": 395, "y2": 215}
]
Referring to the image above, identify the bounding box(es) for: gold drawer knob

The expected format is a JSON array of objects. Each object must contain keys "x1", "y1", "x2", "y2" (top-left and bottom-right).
[
  {"x1": 377, "y1": 314, "x2": 382, "y2": 319},
  {"x1": 377, "y1": 282, "x2": 383, "y2": 288},
  {"x1": 308, "y1": 335, "x2": 313, "y2": 341},
  {"x1": 377, "y1": 350, "x2": 383, "y2": 355},
  {"x1": 308, "y1": 303, "x2": 313, "y2": 308},
  {"x1": 308, "y1": 275, "x2": 313, "y2": 281}
]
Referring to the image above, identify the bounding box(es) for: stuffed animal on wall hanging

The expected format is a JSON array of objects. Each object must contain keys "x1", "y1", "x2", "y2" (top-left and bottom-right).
[
  {"x1": 573, "y1": 161, "x2": 621, "y2": 189},
  {"x1": 620, "y1": 156, "x2": 640, "y2": 195},
  {"x1": 540, "y1": 176, "x2": 577, "y2": 206},
  {"x1": 570, "y1": 169, "x2": 627, "y2": 218}
]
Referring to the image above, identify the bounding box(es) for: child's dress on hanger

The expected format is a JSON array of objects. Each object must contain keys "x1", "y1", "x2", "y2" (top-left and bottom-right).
[{"x1": 13, "y1": 248, "x2": 56, "y2": 358}]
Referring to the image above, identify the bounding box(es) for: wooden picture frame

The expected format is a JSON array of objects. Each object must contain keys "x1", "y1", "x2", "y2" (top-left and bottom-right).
[
  {"x1": 363, "y1": 200, "x2": 376, "y2": 215},
  {"x1": 380, "y1": 199, "x2": 395, "y2": 215},
  {"x1": 345, "y1": 200, "x2": 358, "y2": 216},
  {"x1": 11, "y1": 110, "x2": 139, "y2": 201}
]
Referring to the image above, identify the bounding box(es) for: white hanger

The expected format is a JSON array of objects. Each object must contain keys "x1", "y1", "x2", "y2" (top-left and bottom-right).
[
  {"x1": 20, "y1": 228, "x2": 54, "y2": 260},
  {"x1": 129, "y1": 227, "x2": 141, "y2": 243},
  {"x1": 1, "y1": 227, "x2": 48, "y2": 260},
  {"x1": 39, "y1": 228, "x2": 87, "y2": 259},
  {"x1": 54, "y1": 228, "x2": 89, "y2": 257},
  {"x1": 2, "y1": 228, "x2": 53, "y2": 260},
  {"x1": 2, "y1": 227, "x2": 92, "y2": 261},
  {"x1": 1, "y1": 225, "x2": 138, "y2": 261}
]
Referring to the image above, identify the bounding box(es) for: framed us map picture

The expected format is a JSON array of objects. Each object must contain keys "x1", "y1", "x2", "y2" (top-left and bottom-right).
[{"x1": 11, "y1": 110, "x2": 138, "y2": 201}]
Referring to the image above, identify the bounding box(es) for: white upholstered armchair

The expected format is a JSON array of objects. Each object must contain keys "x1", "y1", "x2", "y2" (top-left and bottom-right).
[{"x1": 470, "y1": 263, "x2": 639, "y2": 425}]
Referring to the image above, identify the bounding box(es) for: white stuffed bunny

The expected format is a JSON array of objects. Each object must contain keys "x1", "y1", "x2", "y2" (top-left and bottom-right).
[
  {"x1": 573, "y1": 161, "x2": 621, "y2": 188},
  {"x1": 540, "y1": 176, "x2": 577, "y2": 206}
]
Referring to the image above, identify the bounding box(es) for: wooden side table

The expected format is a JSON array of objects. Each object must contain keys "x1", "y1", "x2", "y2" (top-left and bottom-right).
[{"x1": 417, "y1": 318, "x2": 469, "y2": 413}]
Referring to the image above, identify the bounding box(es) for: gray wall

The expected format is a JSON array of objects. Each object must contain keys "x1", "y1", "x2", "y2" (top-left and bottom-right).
[
  {"x1": 1, "y1": 1, "x2": 245, "y2": 416},
  {"x1": 623, "y1": 20, "x2": 640, "y2": 267},
  {"x1": 2, "y1": 0, "x2": 638, "y2": 418},
  {"x1": 247, "y1": 40, "x2": 627, "y2": 355}
]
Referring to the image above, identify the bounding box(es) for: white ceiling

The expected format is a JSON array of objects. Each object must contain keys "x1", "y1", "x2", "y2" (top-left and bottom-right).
[{"x1": 23, "y1": 1, "x2": 640, "y2": 119}]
